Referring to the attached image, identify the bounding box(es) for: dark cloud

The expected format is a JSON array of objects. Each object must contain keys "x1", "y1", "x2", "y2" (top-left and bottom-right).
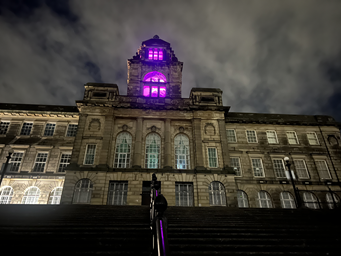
[{"x1": 0, "y1": 0, "x2": 340, "y2": 120}]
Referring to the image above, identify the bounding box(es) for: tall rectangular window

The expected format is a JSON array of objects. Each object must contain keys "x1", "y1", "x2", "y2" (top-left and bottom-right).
[
  {"x1": 9, "y1": 152, "x2": 24, "y2": 172},
  {"x1": 0, "y1": 121, "x2": 10, "y2": 135},
  {"x1": 230, "y1": 157, "x2": 241, "y2": 176},
  {"x1": 286, "y1": 131, "x2": 299, "y2": 144},
  {"x1": 32, "y1": 153, "x2": 48, "y2": 172},
  {"x1": 208, "y1": 148, "x2": 218, "y2": 168},
  {"x1": 20, "y1": 122, "x2": 33, "y2": 135},
  {"x1": 272, "y1": 159, "x2": 286, "y2": 178},
  {"x1": 251, "y1": 158, "x2": 264, "y2": 177},
  {"x1": 43, "y1": 123, "x2": 56, "y2": 136},
  {"x1": 315, "y1": 160, "x2": 331, "y2": 179},
  {"x1": 107, "y1": 181, "x2": 128, "y2": 205},
  {"x1": 294, "y1": 159, "x2": 309, "y2": 179},
  {"x1": 175, "y1": 182, "x2": 193, "y2": 207},
  {"x1": 307, "y1": 132, "x2": 319, "y2": 145},
  {"x1": 84, "y1": 145, "x2": 96, "y2": 165},
  {"x1": 58, "y1": 153, "x2": 71, "y2": 172},
  {"x1": 226, "y1": 129, "x2": 237, "y2": 143},
  {"x1": 66, "y1": 124, "x2": 78, "y2": 137},
  {"x1": 246, "y1": 130, "x2": 257, "y2": 143},
  {"x1": 266, "y1": 131, "x2": 278, "y2": 144}
]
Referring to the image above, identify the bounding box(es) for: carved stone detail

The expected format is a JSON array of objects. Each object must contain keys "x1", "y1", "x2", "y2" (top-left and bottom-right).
[{"x1": 89, "y1": 119, "x2": 101, "y2": 131}]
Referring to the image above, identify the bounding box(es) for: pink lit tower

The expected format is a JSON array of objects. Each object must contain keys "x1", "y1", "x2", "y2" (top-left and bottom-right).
[{"x1": 127, "y1": 35, "x2": 183, "y2": 98}]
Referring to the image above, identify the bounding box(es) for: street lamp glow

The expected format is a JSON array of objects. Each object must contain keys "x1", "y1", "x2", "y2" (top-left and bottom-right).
[{"x1": 284, "y1": 156, "x2": 289, "y2": 161}]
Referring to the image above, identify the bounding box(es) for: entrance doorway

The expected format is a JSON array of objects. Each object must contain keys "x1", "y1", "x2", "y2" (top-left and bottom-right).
[{"x1": 141, "y1": 181, "x2": 161, "y2": 205}]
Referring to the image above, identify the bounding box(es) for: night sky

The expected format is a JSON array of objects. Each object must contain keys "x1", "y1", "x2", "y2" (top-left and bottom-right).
[{"x1": 0, "y1": 0, "x2": 340, "y2": 121}]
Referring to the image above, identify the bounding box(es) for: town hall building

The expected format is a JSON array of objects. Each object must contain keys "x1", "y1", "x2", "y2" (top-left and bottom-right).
[{"x1": 1, "y1": 35, "x2": 340, "y2": 209}]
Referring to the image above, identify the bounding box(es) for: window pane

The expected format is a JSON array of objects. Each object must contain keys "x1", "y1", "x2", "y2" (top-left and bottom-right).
[
  {"x1": 73, "y1": 179, "x2": 93, "y2": 204},
  {"x1": 145, "y1": 133, "x2": 161, "y2": 168},
  {"x1": 32, "y1": 153, "x2": 48, "y2": 172},
  {"x1": 0, "y1": 121, "x2": 10, "y2": 135},
  {"x1": 158, "y1": 50, "x2": 163, "y2": 60},
  {"x1": 66, "y1": 124, "x2": 78, "y2": 137},
  {"x1": 280, "y1": 192, "x2": 296, "y2": 209},
  {"x1": 22, "y1": 187, "x2": 40, "y2": 204},
  {"x1": 294, "y1": 160, "x2": 309, "y2": 179},
  {"x1": 175, "y1": 134, "x2": 190, "y2": 169},
  {"x1": 326, "y1": 193, "x2": 339, "y2": 209},
  {"x1": 273, "y1": 159, "x2": 286, "y2": 178},
  {"x1": 107, "y1": 181, "x2": 128, "y2": 205},
  {"x1": 307, "y1": 132, "x2": 319, "y2": 145},
  {"x1": 230, "y1": 157, "x2": 241, "y2": 176},
  {"x1": 208, "y1": 148, "x2": 218, "y2": 168},
  {"x1": 266, "y1": 131, "x2": 278, "y2": 144},
  {"x1": 209, "y1": 182, "x2": 226, "y2": 206},
  {"x1": 246, "y1": 130, "x2": 257, "y2": 143},
  {"x1": 258, "y1": 191, "x2": 272, "y2": 208},
  {"x1": 114, "y1": 133, "x2": 132, "y2": 168},
  {"x1": 0, "y1": 186, "x2": 13, "y2": 204},
  {"x1": 44, "y1": 123, "x2": 55, "y2": 136},
  {"x1": 237, "y1": 190, "x2": 249, "y2": 208},
  {"x1": 20, "y1": 123, "x2": 33, "y2": 135},
  {"x1": 148, "y1": 49, "x2": 153, "y2": 59},
  {"x1": 151, "y1": 86, "x2": 158, "y2": 97},
  {"x1": 315, "y1": 160, "x2": 331, "y2": 179},
  {"x1": 175, "y1": 183, "x2": 193, "y2": 206},
  {"x1": 303, "y1": 192, "x2": 319, "y2": 209},
  {"x1": 143, "y1": 86, "x2": 150, "y2": 97},
  {"x1": 58, "y1": 154, "x2": 71, "y2": 172},
  {"x1": 9, "y1": 152, "x2": 24, "y2": 172},
  {"x1": 84, "y1": 145, "x2": 96, "y2": 165},
  {"x1": 48, "y1": 187, "x2": 63, "y2": 204},
  {"x1": 153, "y1": 48, "x2": 158, "y2": 60},
  {"x1": 226, "y1": 129, "x2": 237, "y2": 143},
  {"x1": 251, "y1": 158, "x2": 264, "y2": 177},
  {"x1": 159, "y1": 86, "x2": 166, "y2": 97},
  {"x1": 287, "y1": 132, "x2": 298, "y2": 144}
]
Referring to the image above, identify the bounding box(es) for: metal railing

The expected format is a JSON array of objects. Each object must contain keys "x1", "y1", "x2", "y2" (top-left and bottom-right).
[{"x1": 150, "y1": 173, "x2": 170, "y2": 256}]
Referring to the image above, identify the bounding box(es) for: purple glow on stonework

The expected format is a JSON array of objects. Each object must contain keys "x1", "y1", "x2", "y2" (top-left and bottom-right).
[
  {"x1": 160, "y1": 220, "x2": 166, "y2": 256},
  {"x1": 156, "y1": 190, "x2": 158, "y2": 197},
  {"x1": 154, "y1": 48, "x2": 158, "y2": 60},
  {"x1": 159, "y1": 86, "x2": 166, "y2": 97},
  {"x1": 144, "y1": 71, "x2": 167, "y2": 83},
  {"x1": 151, "y1": 86, "x2": 158, "y2": 97},
  {"x1": 159, "y1": 50, "x2": 163, "y2": 60},
  {"x1": 143, "y1": 86, "x2": 150, "y2": 97}
]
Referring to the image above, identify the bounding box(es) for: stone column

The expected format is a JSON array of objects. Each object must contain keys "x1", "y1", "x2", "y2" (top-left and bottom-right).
[
  {"x1": 218, "y1": 119, "x2": 230, "y2": 168},
  {"x1": 192, "y1": 118, "x2": 205, "y2": 170},
  {"x1": 70, "y1": 114, "x2": 87, "y2": 165},
  {"x1": 164, "y1": 118, "x2": 172, "y2": 168},
  {"x1": 133, "y1": 117, "x2": 143, "y2": 168},
  {"x1": 99, "y1": 114, "x2": 115, "y2": 167}
]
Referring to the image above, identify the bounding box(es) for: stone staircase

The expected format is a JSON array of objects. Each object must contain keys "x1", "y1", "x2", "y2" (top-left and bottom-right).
[
  {"x1": 165, "y1": 207, "x2": 341, "y2": 255},
  {"x1": 0, "y1": 205, "x2": 151, "y2": 256}
]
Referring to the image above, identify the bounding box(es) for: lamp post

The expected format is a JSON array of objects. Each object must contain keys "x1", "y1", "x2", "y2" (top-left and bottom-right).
[
  {"x1": 0, "y1": 148, "x2": 14, "y2": 187},
  {"x1": 284, "y1": 156, "x2": 301, "y2": 208}
]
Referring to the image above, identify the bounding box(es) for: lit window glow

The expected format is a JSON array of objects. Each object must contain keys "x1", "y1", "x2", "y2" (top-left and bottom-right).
[
  {"x1": 159, "y1": 50, "x2": 163, "y2": 60},
  {"x1": 148, "y1": 50, "x2": 153, "y2": 60},
  {"x1": 148, "y1": 48, "x2": 164, "y2": 60},
  {"x1": 143, "y1": 86, "x2": 150, "y2": 97},
  {"x1": 151, "y1": 86, "x2": 158, "y2": 97},
  {"x1": 153, "y1": 48, "x2": 158, "y2": 60},
  {"x1": 159, "y1": 86, "x2": 166, "y2": 98},
  {"x1": 144, "y1": 71, "x2": 167, "y2": 83}
]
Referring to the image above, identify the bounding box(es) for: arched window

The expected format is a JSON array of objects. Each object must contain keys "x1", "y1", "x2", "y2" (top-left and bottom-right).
[
  {"x1": 237, "y1": 190, "x2": 249, "y2": 208},
  {"x1": 257, "y1": 191, "x2": 273, "y2": 208},
  {"x1": 0, "y1": 186, "x2": 13, "y2": 204},
  {"x1": 280, "y1": 191, "x2": 296, "y2": 209},
  {"x1": 22, "y1": 186, "x2": 40, "y2": 204},
  {"x1": 145, "y1": 133, "x2": 161, "y2": 169},
  {"x1": 48, "y1": 187, "x2": 63, "y2": 205},
  {"x1": 143, "y1": 71, "x2": 167, "y2": 98},
  {"x1": 303, "y1": 192, "x2": 319, "y2": 209},
  {"x1": 114, "y1": 132, "x2": 132, "y2": 168},
  {"x1": 326, "y1": 193, "x2": 339, "y2": 209},
  {"x1": 73, "y1": 179, "x2": 93, "y2": 204},
  {"x1": 209, "y1": 182, "x2": 226, "y2": 206},
  {"x1": 174, "y1": 134, "x2": 190, "y2": 169}
]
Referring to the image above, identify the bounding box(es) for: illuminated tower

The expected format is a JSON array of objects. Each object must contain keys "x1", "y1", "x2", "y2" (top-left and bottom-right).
[{"x1": 127, "y1": 35, "x2": 183, "y2": 98}]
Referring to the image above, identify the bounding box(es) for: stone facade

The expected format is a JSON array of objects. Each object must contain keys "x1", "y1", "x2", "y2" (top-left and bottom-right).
[{"x1": 1, "y1": 36, "x2": 341, "y2": 209}]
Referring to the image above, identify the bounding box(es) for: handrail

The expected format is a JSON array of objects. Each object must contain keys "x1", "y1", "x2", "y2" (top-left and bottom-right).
[{"x1": 150, "y1": 173, "x2": 170, "y2": 256}]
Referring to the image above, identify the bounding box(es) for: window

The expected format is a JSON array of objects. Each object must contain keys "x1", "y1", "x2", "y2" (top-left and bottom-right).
[
  {"x1": 230, "y1": 157, "x2": 241, "y2": 176},
  {"x1": 22, "y1": 186, "x2": 40, "y2": 204},
  {"x1": 208, "y1": 182, "x2": 226, "y2": 206},
  {"x1": 272, "y1": 159, "x2": 286, "y2": 178},
  {"x1": 251, "y1": 158, "x2": 264, "y2": 177},
  {"x1": 84, "y1": 145, "x2": 96, "y2": 165},
  {"x1": 175, "y1": 182, "x2": 193, "y2": 207},
  {"x1": 0, "y1": 186, "x2": 13, "y2": 204},
  {"x1": 266, "y1": 131, "x2": 278, "y2": 144},
  {"x1": 315, "y1": 160, "x2": 331, "y2": 179},
  {"x1": 293, "y1": 159, "x2": 309, "y2": 179},
  {"x1": 257, "y1": 191, "x2": 273, "y2": 208},
  {"x1": 32, "y1": 153, "x2": 48, "y2": 172},
  {"x1": 114, "y1": 132, "x2": 132, "y2": 168},
  {"x1": 207, "y1": 148, "x2": 218, "y2": 168},
  {"x1": 20, "y1": 122, "x2": 33, "y2": 135},
  {"x1": 174, "y1": 134, "x2": 190, "y2": 169},
  {"x1": 9, "y1": 152, "x2": 24, "y2": 172},
  {"x1": 303, "y1": 192, "x2": 319, "y2": 209},
  {"x1": 107, "y1": 181, "x2": 128, "y2": 205},
  {"x1": 58, "y1": 153, "x2": 71, "y2": 172},
  {"x1": 48, "y1": 187, "x2": 63, "y2": 204},
  {"x1": 43, "y1": 123, "x2": 55, "y2": 136},
  {"x1": 226, "y1": 129, "x2": 237, "y2": 143},
  {"x1": 246, "y1": 130, "x2": 257, "y2": 143},
  {"x1": 145, "y1": 133, "x2": 161, "y2": 168},
  {"x1": 237, "y1": 190, "x2": 249, "y2": 208},
  {"x1": 143, "y1": 71, "x2": 167, "y2": 98},
  {"x1": 148, "y1": 48, "x2": 163, "y2": 60},
  {"x1": 326, "y1": 193, "x2": 340, "y2": 209},
  {"x1": 286, "y1": 131, "x2": 298, "y2": 144},
  {"x1": 280, "y1": 192, "x2": 296, "y2": 209},
  {"x1": 73, "y1": 179, "x2": 93, "y2": 204},
  {"x1": 66, "y1": 124, "x2": 78, "y2": 137},
  {"x1": 0, "y1": 121, "x2": 10, "y2": 135},
  {"x1": 307, "y1": 132, "x2": 319, "y2": 145}
]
